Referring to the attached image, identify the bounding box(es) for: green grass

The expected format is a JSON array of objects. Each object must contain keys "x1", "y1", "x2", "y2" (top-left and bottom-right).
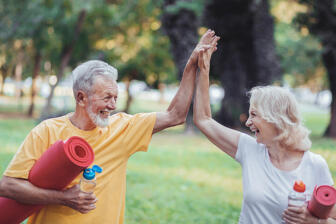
[
  {"x1": 126, "y1": 133, "x2": 242, "y2": 223},
  {"x1": 302, "y1": 111, "x2": 329, "y2": 136},
  {"x1": 0, "y1": 119, "x2": 35, "y2": 175},
  {"x1": 0, "y1": 98, "x2": 336, "y2": 223}
]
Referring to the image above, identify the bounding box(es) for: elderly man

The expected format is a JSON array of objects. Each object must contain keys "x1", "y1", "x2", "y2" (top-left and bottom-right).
[{"x1": 0, "y1": 30, "x2": 219, "y2": 224}]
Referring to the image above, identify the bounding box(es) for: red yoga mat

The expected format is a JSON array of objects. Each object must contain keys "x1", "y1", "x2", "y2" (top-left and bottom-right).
[
  {"x1": 0, "y1": 136, "x2": 94, "y2": 224},
  {"x1": 308, "y1": 185, "x2": 336, "y2": 219}
]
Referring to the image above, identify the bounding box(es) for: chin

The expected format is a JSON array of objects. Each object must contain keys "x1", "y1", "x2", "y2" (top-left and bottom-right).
[
  {"x1": 88, "y1": 111, "x2": 109, "y2": 128},
  {"x1": 96, "y1": 117, "x2": 109, "y2": 128},
  {"x1": 255, "y1": 137, "x2": 262, "y2": 144}
]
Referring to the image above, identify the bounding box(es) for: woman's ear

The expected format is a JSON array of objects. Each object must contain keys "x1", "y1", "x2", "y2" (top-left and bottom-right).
[{"x1": 76, "y1": 90, "x2": 87, "y2": 107}]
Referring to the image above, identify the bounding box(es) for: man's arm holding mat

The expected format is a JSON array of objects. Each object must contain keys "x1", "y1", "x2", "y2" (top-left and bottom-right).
[{"x1": 0, "y1": 176, "x2": 96, "y2": 213}]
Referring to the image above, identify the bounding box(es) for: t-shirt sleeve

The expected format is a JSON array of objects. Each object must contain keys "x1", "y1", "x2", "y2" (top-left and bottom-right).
[
  {"x1": 4, "y1": 122, "x2": 48, "y2": 179},
  {"x1": 315, "y1": 154, "x2": 334, "y2": 186},
  {"x1": 122, "y1": 112, "x2": 156, "y2": 156},
  {"x1": 235, "y1": 133, "x2": 259, "y2": 165}
]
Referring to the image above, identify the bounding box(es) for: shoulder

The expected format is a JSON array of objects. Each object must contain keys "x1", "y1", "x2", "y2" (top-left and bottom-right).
[
  {"x1": 238, "y1": 133, "x2": 262, "y2": 151},
  {"x1": 31, "y1": 115, "x2": 69, "y2": 138},
  {"x1": 303, "y1": 151, "x2": 334, "y2": 185},
  {"x1": 236, "y1": 133, "x2": 265, "y2": 162},
  {"x1": 110, "y1": 112, "x2": 156, "y2": 122},
  {"x1": 304, "y1": 151, "x2": 329, "y2": 168},
  {"x1": 36, "y1": 115, "x2": 68, "y2": 130}
]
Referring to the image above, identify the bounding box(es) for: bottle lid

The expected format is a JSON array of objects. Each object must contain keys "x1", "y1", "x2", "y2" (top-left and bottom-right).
[
  {"x1": 83, "y1": 165, "x2": 103, "y2": 180},
  {"x1": 293, "y1": 180, "x2": 306, "y2": 192}
]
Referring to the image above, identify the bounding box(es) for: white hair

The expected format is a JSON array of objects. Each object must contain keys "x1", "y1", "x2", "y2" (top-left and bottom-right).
[
  {"x1": 72, "y1": 60, "x2": 118, "y2": 97},
  {"x1": 248, "y1": 86, "x2": 311, "y2": 151}
]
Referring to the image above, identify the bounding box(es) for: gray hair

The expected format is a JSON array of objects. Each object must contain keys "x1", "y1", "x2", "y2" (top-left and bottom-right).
[
  {"x1": 72, "y1": 60, "x2": 118, "y2": 97},
  {"x1": 248, "y1": 86, "x2": 311, "y2": 151}
]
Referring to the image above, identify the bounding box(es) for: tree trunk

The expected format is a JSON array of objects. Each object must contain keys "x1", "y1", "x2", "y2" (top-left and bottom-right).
[
  {"x1": 14, "y1": 51, "x2": 25, "y2": 112},
  {"x1": 41, "y1": 10, "x2": 87, "y2": 117},
  {"x1": 27, "y1": 51, "x2": 41, "y2": 117},
  {"x1": 123, "y1": 80, "x2": 133, "y2": 113},
  {"x1": 161, "y1": 0, "x2": 199, "y2": 132},
  {"x1": 310, "y1": 0, "x2": 336, "y2": 137},
  {"x1": 0, "y1": 66, "x2": 9, "y2": 95},
  {"x1": 203, "y1": 0, "x2": 281, "y2": 128},
  {"x1": 14, "y1": 51, "x2": 24, "y2": 99},
  {"x1": 322, "y1": 50, "x2": 336, "y2": 137}
]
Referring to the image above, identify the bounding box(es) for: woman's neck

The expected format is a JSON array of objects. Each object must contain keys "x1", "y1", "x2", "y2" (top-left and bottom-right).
[{"x1": 267, "y1": 143, "x2": 305, "y2": 171}]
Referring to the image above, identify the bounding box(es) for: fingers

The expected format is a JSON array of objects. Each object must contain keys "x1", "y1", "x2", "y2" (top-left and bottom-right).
[
  {"x1": 282, "y1": 215, "x2": 301, "y2": 224},
  {"x1": 199, "y1": 29, "x2": 219, "y2": 47},
  {"x1": 77, "y1": 193, "x2": 97, "y2": 213},
  {"x1": 80, "y1": 192, "x2": 97, "y2": 205},
  {"x1": 190, "y1": 29, "x2": 219, "y2": 65},
  {"x1": 62, "y1": 184, "x2": 98, "y2": 213},
  {"x1": 199, "y1": 29, "x2": 215, "y2": 45},
  {"x1": 287, "y1": 205, "x2": 304, "y2": 214},
  {"x1": 282, "y1": 207, "x2": 306, "y2": 224},
  {"x1": 282, "y1": 211, "x2": 300, "y2": 224},
  {"x1": 78, "y1": 203, "x2": 96, "y2": 214},
  {"x1": 211, "y1": 36, "x2": 220, "y2": 50}
]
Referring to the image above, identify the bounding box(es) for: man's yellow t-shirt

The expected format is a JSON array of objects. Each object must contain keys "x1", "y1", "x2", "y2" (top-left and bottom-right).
[{"x1": 4, "y1": 112, "x2": 156, "y2": 224}]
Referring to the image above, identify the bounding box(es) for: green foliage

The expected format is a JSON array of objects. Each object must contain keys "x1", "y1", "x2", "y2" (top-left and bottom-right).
[
  {"x1": 165, "y1": 0, "x2": 205, "y2": 17},
  {"x1": 89, "y1": 0, "x2": 176, "y2": 86},
  {"x1": 0, "y1": 0, "x2": 180, "y2": 99},
  {"x1": 275, "y1": 22, "x2": 323, "y2": 87}
]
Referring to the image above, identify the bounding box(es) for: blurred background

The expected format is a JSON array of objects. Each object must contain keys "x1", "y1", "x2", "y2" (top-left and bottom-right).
[{"x1": 0, "y1": 0, "x2": 335, "y2": 223}]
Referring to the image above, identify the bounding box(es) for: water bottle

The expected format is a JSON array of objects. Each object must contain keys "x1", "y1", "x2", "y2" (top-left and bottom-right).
[
  {"x1": 80, "y1": 165, "x2": 102, "y2": 193},
  {"x1": 288, "y1": 180, "x2": 306, "y2": 207}
]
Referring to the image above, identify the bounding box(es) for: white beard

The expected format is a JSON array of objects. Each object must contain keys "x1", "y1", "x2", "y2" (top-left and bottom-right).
[{"x1": 87, "y1": 104, "x2": 110, "y2": 128}]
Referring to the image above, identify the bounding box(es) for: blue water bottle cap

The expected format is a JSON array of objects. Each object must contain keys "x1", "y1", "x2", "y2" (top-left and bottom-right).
[
  {"x1": 83, "y1": 165, "x2": 102, "y2": 180},
  {"x1": 83, "y1": 168, "x2": 95, "y2": 180},
  {"x1": 92, "y1": 165, "x2": 103, "y2": 173}
]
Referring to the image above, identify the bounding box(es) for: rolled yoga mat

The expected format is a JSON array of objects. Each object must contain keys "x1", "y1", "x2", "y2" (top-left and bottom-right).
[
  {"x1": 0, "y1": 136, "x2": 94, "y2": 224},
  {"x1": 308, "y1": 185, "x2": 336, "y2": 219}
]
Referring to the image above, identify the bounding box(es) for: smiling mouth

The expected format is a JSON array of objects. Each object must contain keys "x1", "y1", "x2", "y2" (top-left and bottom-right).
[
  {"x1": 100, "y1": 110, "x2": 111, "y2": 117},
  {"x1": 250, "y1": 128, "x2": 260, "y2": 134}
]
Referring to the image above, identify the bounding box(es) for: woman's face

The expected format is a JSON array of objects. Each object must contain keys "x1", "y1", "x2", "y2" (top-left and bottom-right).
[{"x1": 245, "y1": 105, "x2": 278, "y2": 146}]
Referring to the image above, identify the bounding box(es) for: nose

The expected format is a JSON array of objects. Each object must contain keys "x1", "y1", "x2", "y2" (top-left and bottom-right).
[
  {"x1": 245, "y1": 117, "x2": 252, "y2": 127},
  {"x1": 107, "y1": 98, "x2": 116, "y2": 111}
]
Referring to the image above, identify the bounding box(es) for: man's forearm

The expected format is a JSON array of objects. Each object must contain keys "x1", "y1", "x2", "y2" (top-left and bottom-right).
[
  {"x1": 0, "y1": 176, "x2": 64, "y2": 205},
  {"x1": 166, "y1": 60, "x2": 197, "y2": 120}
]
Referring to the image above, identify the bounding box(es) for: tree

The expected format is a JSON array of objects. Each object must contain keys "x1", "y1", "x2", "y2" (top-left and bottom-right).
[
  {"x1": 161, "y1": 0, "x2": 201, "y2": 132},
  {"x1": 41, "y1": 9, "x2": 87, "y2": 116},
  {"x1": 90, "y1": 0, "x2": 175, "y2": 113},
  {"x1": 295, "y1": 0, "x2": 336, "y2": 137},
  {"x1": 0, "y1": 0, "x2": 67, "y2": 116},
  {"x1": 203, "y1": 0, "x2": 281, "y2": 128}
]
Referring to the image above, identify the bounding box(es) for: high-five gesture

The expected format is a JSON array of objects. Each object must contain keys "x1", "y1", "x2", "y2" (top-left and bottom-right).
[
  {"x1": 198, "y1": 34, "x2": 220, "y2": 70},
  {"x1": 193, "y1": 29, "x2": 240, "y2": 159},
  {"x1": 189, "y1": 29, "x2": 218, "y2": 65},
  {"x1": 153, "y1": 29, "x2": 219, "y2": 133}
]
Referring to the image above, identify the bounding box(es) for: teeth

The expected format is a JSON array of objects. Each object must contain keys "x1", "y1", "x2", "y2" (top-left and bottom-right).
[{"x1": 100, "y1": 111, "x2": 110, "y2": 115}]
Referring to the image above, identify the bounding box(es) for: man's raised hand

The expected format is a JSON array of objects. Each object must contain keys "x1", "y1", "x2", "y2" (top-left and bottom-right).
[{"x1": 189, "y1": 29, "x2": 217, "y2": 65}]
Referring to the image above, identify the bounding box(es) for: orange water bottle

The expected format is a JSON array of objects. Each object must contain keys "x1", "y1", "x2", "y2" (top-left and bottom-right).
[
  {"x1": 288, "y1": 180, "x2": 306, "y2": 207},
  {"x1": 80, "y1": 165, "x2": 102, "y2": 193}
]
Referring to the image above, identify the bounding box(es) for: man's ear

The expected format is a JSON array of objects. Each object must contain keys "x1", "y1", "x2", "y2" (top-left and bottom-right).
[{"x1": 76, "y1": 90, "x2": 87, "y2": 107}]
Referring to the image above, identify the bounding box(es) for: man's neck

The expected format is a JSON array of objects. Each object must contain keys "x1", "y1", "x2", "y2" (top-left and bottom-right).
[{"x1": 69, "y1": 110, "x2": 97, "y2": 131}]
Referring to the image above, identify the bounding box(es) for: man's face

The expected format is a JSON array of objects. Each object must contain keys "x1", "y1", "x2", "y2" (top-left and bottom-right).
[{"x1": 86, "y1": 76, "x2": 118, "y2": 128}]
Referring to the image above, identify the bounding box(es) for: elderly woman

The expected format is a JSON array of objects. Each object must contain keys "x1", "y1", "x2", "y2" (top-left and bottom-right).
[{"x1": 193, "y1": 39, "x2": 335, "y2": 223}]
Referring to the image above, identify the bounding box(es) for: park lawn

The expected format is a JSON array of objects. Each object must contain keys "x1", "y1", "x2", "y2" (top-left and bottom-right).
[{"x1": 0, "y1": 108, "x2": 335, "y2": 223}]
